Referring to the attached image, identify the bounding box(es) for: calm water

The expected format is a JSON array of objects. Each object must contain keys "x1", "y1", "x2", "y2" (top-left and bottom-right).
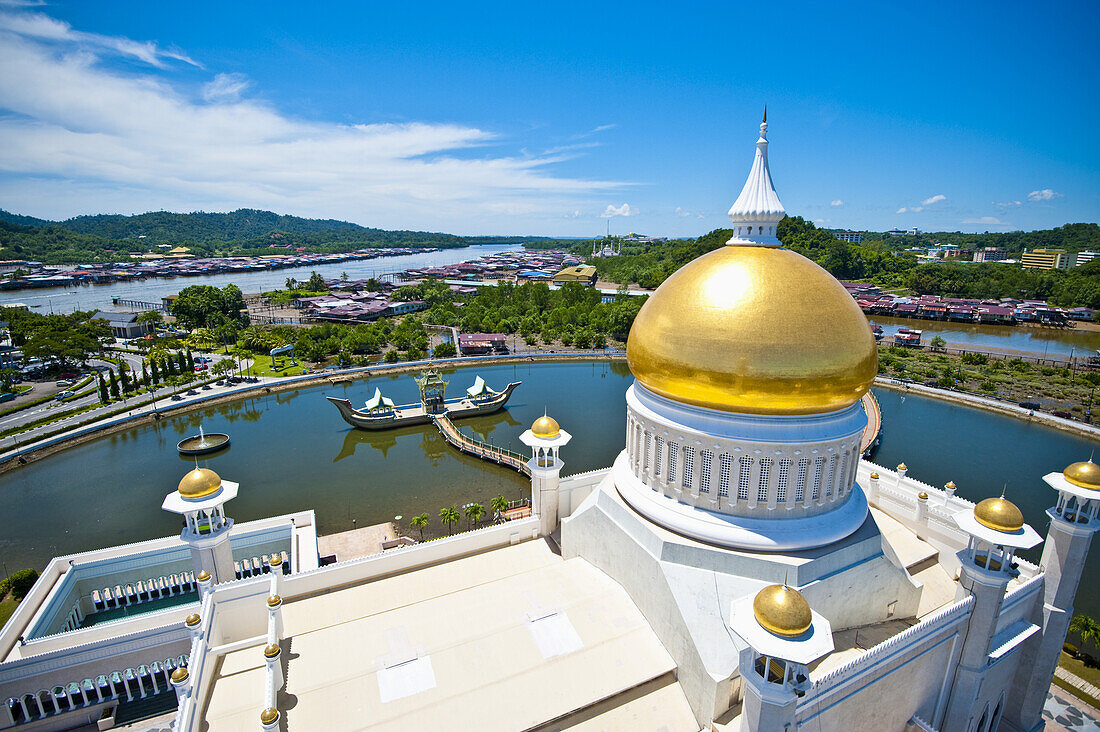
[
  {"x1": 1, "y1": 363, "x2": 1097, "y2": 614},
  {"x1": 0, "y1": 243, "x2": 521, "y2": 314},
  {"x1": 871, "y1": 315, "x2": 1100, "y2": 357}
]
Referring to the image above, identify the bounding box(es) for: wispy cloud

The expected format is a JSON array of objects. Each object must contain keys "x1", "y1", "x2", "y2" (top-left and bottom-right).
[
  {"x1": 994, "y1": 200, "x2": 1022, "y2": 209},
  {"x1": 0, "y1": 7, "x2": 627, "y2": 231},
  {"x1": 897, "y1": 206, "x2": 921, "y2": 214},
  {"x1": 830, "y1": 199, "x2": 844, "y2": 207},
  {"x1": 921, "y1": 194, "x2": 946, "y2": 206},
  {"x1": 1027, "y1": 188, "x2": 1063, "y2": 202},
  {"x1": 601, "y1": 203, "x2": 635, "y2": 218},
  {"x1": 897, "y1": 194, "x2": 946, "y2": 215},
  {"x1": 962, "y1": 216, "x2": 1009, "y2": 226}
]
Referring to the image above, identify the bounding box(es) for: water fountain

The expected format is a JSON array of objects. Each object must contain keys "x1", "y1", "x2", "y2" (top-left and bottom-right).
[{"x1": 177, "y1": 424, "x2": 231, "y2": 455}]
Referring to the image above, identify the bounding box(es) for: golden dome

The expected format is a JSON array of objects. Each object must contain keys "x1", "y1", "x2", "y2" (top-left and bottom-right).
[
  {"x1": 196, "y1": 570, "x2": 210, "y2": 582},
  {"x1": 974, "y1": 497, "x2": 1025, "y2": 533},
  {"x1": 869, "y1": 472, "x2": 879, "y2": 480},
  {"x1": 264, "y1": 643, "x2": 281, "y2": 658},
  {"x1": 918, "y1": 491, "x2": 928, "y2": 500},
  {"x1": 752, "y1": 584, "x2": 813, "y2": 637},
  {"x1": 945, "y1": 481, "x2": 956, "y2": 491},
  {"x1": 626, "y1": 245, "x2": 877, "y2": 415},
  {"x1": 897, "y1": 463, "x2": 907, "y2": 471},
  {"x1": 178, "y1": 468, "x2": 222, "y2": 499},
  {"x1": 170, "y1": 667, "x2": 188, "y2": 682},
  {"x1": 260, "y1": 708, "x2": 279, "y2": 725},
  {"x1": 267, "y1": 594, "x2": 282, "y2": 607},
  {"x1": 531, "y1": 413, "x2": 560, "y2": 439},
  {"x1": 1064, "y1": 460, "x2": 1100, "y2": 490},
  {"x1": 185, "y1": 613, "x2": 201, "y2": 627},
  {"x1": 269, "y1": 554, "x2": 283, "y2": 567}
]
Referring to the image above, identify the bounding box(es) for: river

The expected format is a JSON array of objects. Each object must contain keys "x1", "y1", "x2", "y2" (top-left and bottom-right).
[
  {"x1": 1, "y1": 361, "x2": 1098, "y2": 617},
  {"x1": 0, "y1": 243, "x2": 522, "y2": 315},
  {"x1": 871, "y1": 315, "x2": 1100, "y2": 357}
]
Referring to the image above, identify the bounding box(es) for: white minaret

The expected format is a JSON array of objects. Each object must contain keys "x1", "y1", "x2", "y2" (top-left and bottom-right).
[
  {"x1": 520, "y1": 412, "x2": 572, "y2": 538},
  {"x1": 943, "y1": 493, "x2": 1041, "y2": 731},
  {"x1": 726, "y1": 107, "x2": 786, "y2": 247},
  {"x1": 731, "y1": 582, "x2": 834, "y2": 732},
  {"x1": 1007, "y1": 459, "x2": 1100, "y2": 731},
  {"x1": 162, "y1": 467, "x2": 240, "y2": 586}
]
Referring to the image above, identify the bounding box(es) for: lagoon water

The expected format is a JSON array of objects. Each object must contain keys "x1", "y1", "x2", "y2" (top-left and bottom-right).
[
  {"x1": 2, "y1": 361, "x2": 1098, "y2": 615},
  {"x1": 871, "y1": 315, "x2": 1100, "y2": 357},
  {"x1": 0, "y1": 243, "x2": 522, "y2": 315}
]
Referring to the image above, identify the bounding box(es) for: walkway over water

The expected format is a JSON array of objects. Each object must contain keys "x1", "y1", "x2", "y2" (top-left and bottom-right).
[
  {"x1": 861, "y1": 392, "x2": 881, "y2": 455},
  {"x1": 431, "y1": 414, "x2": 530, "y2": 476}
]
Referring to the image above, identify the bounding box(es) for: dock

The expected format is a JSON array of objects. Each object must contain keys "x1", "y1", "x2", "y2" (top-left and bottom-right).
[{"x1": 431, "y1": 414, "x2": 530, "y2": 475}]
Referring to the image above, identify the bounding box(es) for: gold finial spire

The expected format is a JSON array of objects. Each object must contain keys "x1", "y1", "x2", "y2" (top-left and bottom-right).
[{"x1": 763, "y1": 105, "x2": 767, "y2": 124}]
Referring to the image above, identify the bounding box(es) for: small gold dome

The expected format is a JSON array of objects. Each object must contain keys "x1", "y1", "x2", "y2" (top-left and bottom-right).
[
  {"x1": 185, "y1": 613, "x2": 201, "y2": 627},
  {"x1": 918, "y1": 491, "x2": 928, "y2": 500},
  {"x1": 267, "y1": 594, "x2": 282, "y2": 607},
  {"x1": 531, "y1": 413, "x2": 560, "y2": 439},
  {"x1": 1065, "y1": 460, "x2": 1100, "y2": 491},
  {"x1": 264, "y1": 643, "x2": 281, "y2": 658},
  {"x1": 269, "y1": 554, "x2": 283, "y2": 567},
  {"x1": 260, "y1": 708, "x2": 279, "y2": 725},
  {"x1": 945, "y1": 481, "x2": 956, "y2": 491},
  {"x1": 752, "y1": 584, "x2": 813, "y2": 637},
  {"x1": 625, "y1": 246, "x2": 877, "y2": 415},
  {"x1": 897, "y1": 463, "x2": 907, "y2": 471},
  {"x1": 196, "y1": 570, "x2": 210, "y2": 582},
  {"x1": 974, "y1": 497, "x2": 1025, "y2": 533},
  {"x1": 869, "y1": 472, "x2": 879, "y2": 480},
  {"x1": 178, "y1": 468, "x2": 222, "y2": 499},
  {"x1": 170, "y1": 667, "x2": 188, "y2": 682}
]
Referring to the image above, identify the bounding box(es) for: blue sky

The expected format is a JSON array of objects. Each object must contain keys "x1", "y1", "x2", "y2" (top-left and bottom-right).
[{"x1": 0, "y1": 1, "x2": 1096, "y2": 237}]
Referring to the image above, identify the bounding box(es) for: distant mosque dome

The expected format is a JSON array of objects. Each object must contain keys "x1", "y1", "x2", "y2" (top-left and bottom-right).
[
  {"x1": 974, "y1": 496, "x2": 1025, "y2": 533},
  {"x1": 178, "y1": 468, "x2": 222, "y2": 500},
  {"x1": 531, "y1": 413, "x2": 561, "y2": 439},
  {"x1": 753, "y1": 584, "x2": 813, "y2": 637},
  {"x1": 1064, "y1": 460, "x2": 1100, "y2": 491}
]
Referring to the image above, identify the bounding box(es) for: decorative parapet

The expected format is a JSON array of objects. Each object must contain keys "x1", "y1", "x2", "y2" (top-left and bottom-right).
[
  {"x1": 1003, "y1": 569, "x2": 1045, "y2": 611},
  {"x1": 807, "y1": 595, "x2": 974, "y2": 697},
  {"x1": 860, "y1": 461, "x2": 972, "y2": 547}
]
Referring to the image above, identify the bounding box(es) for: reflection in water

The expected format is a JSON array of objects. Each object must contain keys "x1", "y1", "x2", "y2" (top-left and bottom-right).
[{"x1": 334, "y1": 427, "x2": 399, "y2": 462}]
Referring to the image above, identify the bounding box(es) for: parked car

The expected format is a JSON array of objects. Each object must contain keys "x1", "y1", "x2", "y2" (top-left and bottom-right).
[
  {"x1": 55, "y1": 379, "x2": 74, "y2": 387},
  {"x1": 1019, "y1": 401, "x2": 1041, "y2": 410},
  {"x1": 55, "y1": 390, "x2": 75, "y2": 400},
  {"x1": 194, "y1": 364, "x2": 208, "y2": 372},
  {"x1": 1052, "y1": 410, "x2": 1072, "y2": 419}
]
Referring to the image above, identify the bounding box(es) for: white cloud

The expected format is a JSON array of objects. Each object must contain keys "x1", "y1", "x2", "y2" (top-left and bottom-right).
[
  {"x1": 0, "y1": 8, "x2": 627, "y2": 233},
  {"x1": 921, "y1": 194, "x2": 946, "y2": 206},
  {"x1": 202, "y1": 73, "x2": 250, "y2": 103},
  {"x1": 994, "y1": 200, "x2": 1022, "y2": 209},
  {"x1": 601, "y1": 203, "x2": 635, "y2": 218},
  {"x1": 563, "y1": 210, "x2": 581, "y2": 219},
  {"x1": 1027, "y1": 189, "x2": 1063, "y2": 202},
  {"x1": 897, "y1": 206, "x2": 923, "y2": 214},
  {"x1": 962, "y1": 216, "x2": 1007, "y2": 226},
  {"x1": 675, "y1": 206, "x2": 691, "y2": 217},
  {"x1": 830, "y1": 199, "x2": 844, "y2": 207}
]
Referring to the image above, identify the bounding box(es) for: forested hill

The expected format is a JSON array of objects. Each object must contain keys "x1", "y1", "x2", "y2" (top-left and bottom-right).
[
  {"x1": 881, "y1": 223, "x2": 1100, "y2": 254},
  {"x1": 0, "y1": 208, "x2": 566, "y2": 263}
]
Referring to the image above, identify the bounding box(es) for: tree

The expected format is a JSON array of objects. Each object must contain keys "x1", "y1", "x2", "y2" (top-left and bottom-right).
[
  {"x1": 383, "y1": 350, "x2": 399, "y2": 363},
  {"x1": 930, "y1": 335, "x2": 947, "y2": 351},
  {"x1": 3, "y1": 568, "x2": 38, "y2": 600},
  {"x1": 212, "y1": 359, "x2": 236, "y2": 380},
  {"x1": 149, "y1": 358, "x2": 159, "y2": 384},
  {"x1": 0, "y1": 368, "x2": 18, "y2": 393},
  {"x1": 169, "y1": 284, "x2": 249, "y2": 330},
  {"x1": 176, "y1": 351, "x2": 188, "y2": 374},
  {"x1": 141, "y1": 362, "x2": 150, "y2": 387},
  {"x1": 1070, "y1": 615, "x2": 1100, "y2": 655},
  {"x1": 108, "y1": 371, "x2": 119, "y2": 399},
  {"x1": 118, "y1": 363, "x2": 131, "y2": 392},
  {"x1": 97, "y1": 373, "x2": 109, "y2": 403},
  {"x1": 136, "y1": 310, "x2": 163, "y2": 333},
  {"x1": 433, "y1": 342, "x2": 457, "y2": 358},
  {"x1": 491, "y1": 495, "x2": 509, "y2": 520},
  {"x1": 22, "y1": 312, "x2": 109, "y2": 367},
  {"x1": 463, "y1": 503, "x2": 484, "y2": 529},
  {"x1": 307, "y1": 271, "x2": 327, "y2": 291},
  {"x1": 439, "y1": 505, "x2": 460, "y2": 535},
  {"x1": 410, "y1": 513, "x2": 429, "y2": 541}
]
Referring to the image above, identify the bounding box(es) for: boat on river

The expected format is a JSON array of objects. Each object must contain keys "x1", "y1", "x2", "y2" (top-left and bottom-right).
[{"x1": 326, "y1": 369, "x2": 521, "y2": 430}]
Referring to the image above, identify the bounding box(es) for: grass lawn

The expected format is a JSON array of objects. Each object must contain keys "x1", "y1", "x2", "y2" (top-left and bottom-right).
[
  {"x1": 1061, "y1": 651, "x2": 1100, "y2": 688},
  {"x1": 239, "y1": 353, "x2": 309, "y2": 378},
  {"x1": 0, "y1": 593, "x2": 19, "y2": 629}
]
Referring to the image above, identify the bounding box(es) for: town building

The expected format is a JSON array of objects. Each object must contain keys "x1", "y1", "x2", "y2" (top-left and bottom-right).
[
  {"x1": 90, "y1": 311, "x2": 153, "y2": 340},
  {"x1": 457, "y1": 332, "x2": 508, "y2": 355},
  {"x1": 974, "y1": 247, "x2": 1009, "y2": 262},
  {"x1": 1075, "y1": 250, "x2": 1099, "y2": 267},
  {"x1": 591, "y1": 238, "x2": 621, "y2": 257},
  {"x1": 1021, "y1": 248, "x2": 1070, "y2": 270},
  {"x1": 551, "y1": 265, "x2": 597, "y2": 285},
  {"x1": 833, "y1": 230, "x2": 863, "y2": 243},
  {"x1": 0, "y1": 119, "x2": 1094, "y2": 732}
]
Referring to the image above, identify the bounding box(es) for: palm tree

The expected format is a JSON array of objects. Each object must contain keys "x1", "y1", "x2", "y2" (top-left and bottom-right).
[
  {"x1": 410, "y1": 513, "x2": 429, "y2": 541},
  {"x1": 1070, "y1": 615, "x2": 1100, "y2": 655},
  {"x1": 490, "y1": 495, "x2": 509, "y2": 521},
  {"x1": 439, "y1": 505, "x2": 460, "y2": 535},
  {"x1": 464, "y1": 503, "x2": 484, "y2": 530}
]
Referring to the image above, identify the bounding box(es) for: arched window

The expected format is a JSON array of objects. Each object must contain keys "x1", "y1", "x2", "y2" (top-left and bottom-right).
[
  {"x1": 758, "y1": 458, "x2": 773, "y2": 501},
  {"x1": 738, "y1": 457, "x2": 753, "y2": 500},
  {"x1": 654, "y1": 436, "x2": 664, "y2": 477},
  {"x1": 718, "y1": 454, "x2": 732, "y2": 499},
  {"x1": 699, "y1": 451, "x2": 713, "y2": 494}
]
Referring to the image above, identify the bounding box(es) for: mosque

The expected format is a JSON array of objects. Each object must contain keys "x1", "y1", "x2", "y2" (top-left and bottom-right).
[{"x1": 0, "y1": 117, "x2": 1098, "y2": 732}]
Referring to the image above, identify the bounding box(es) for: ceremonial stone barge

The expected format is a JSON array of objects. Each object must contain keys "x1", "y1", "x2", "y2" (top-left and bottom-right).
[{"x1": 325, "y1": 369, "x2": 521, "y2": 430}]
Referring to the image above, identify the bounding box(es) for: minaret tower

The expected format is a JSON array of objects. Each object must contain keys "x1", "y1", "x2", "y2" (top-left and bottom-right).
[
  {"x1": 520, "y1": 412, "x2": 572, "y2": 537},
  {"x1": 162, "y1": 467, "x2": 240, "y2": 585},
  {"x1": 726, "y1": 107, "x2": 786, "y2": 247},
  {"x1": 1007, "y1": 459, "x2": 1100, "y2": 731},
  {"x1": 943, "y1": 493, "x2": 1041, "y2": 730},
  {"x1": 731, "y1": 582, "x2": 834, "y2": 732}
]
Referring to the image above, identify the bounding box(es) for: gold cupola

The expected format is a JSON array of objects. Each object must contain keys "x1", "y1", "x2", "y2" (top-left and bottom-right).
[
  {"x1": 974, "y1": 496, "x2": 1025, "y2": 533},
  {"x1": 626, "y1": 245, "x2": 877, "y2": 414},
  {"x1": 1064, "y1": 460, "x2": 1100, "y2": 491},
  {"x1": 178, "y1": 467, "x2": 222, "y2": 500},
  {"x1": 531, "y1": 411, "x2": 561, "y2": 439},
  {"x1": 752, "y1": 583, "x2": 813, "y2": 637}
]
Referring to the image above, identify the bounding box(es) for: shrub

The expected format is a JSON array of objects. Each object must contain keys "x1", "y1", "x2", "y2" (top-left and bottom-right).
[
  {"x1": 6, "y1": 568, "x2": 38, "y2": 600},
  {"x1": 1065, "y1": 643, "x2": 1080, "y2": 657},
  {"x1": 383, "y1": 350, "x2": 399, "y2": 364},
  {"x1": 432, "y1": 342, "x2": 457, "y2": 358},
  {"x1": 960, "y1": 353, "x2": 988, "y2": 366}
]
